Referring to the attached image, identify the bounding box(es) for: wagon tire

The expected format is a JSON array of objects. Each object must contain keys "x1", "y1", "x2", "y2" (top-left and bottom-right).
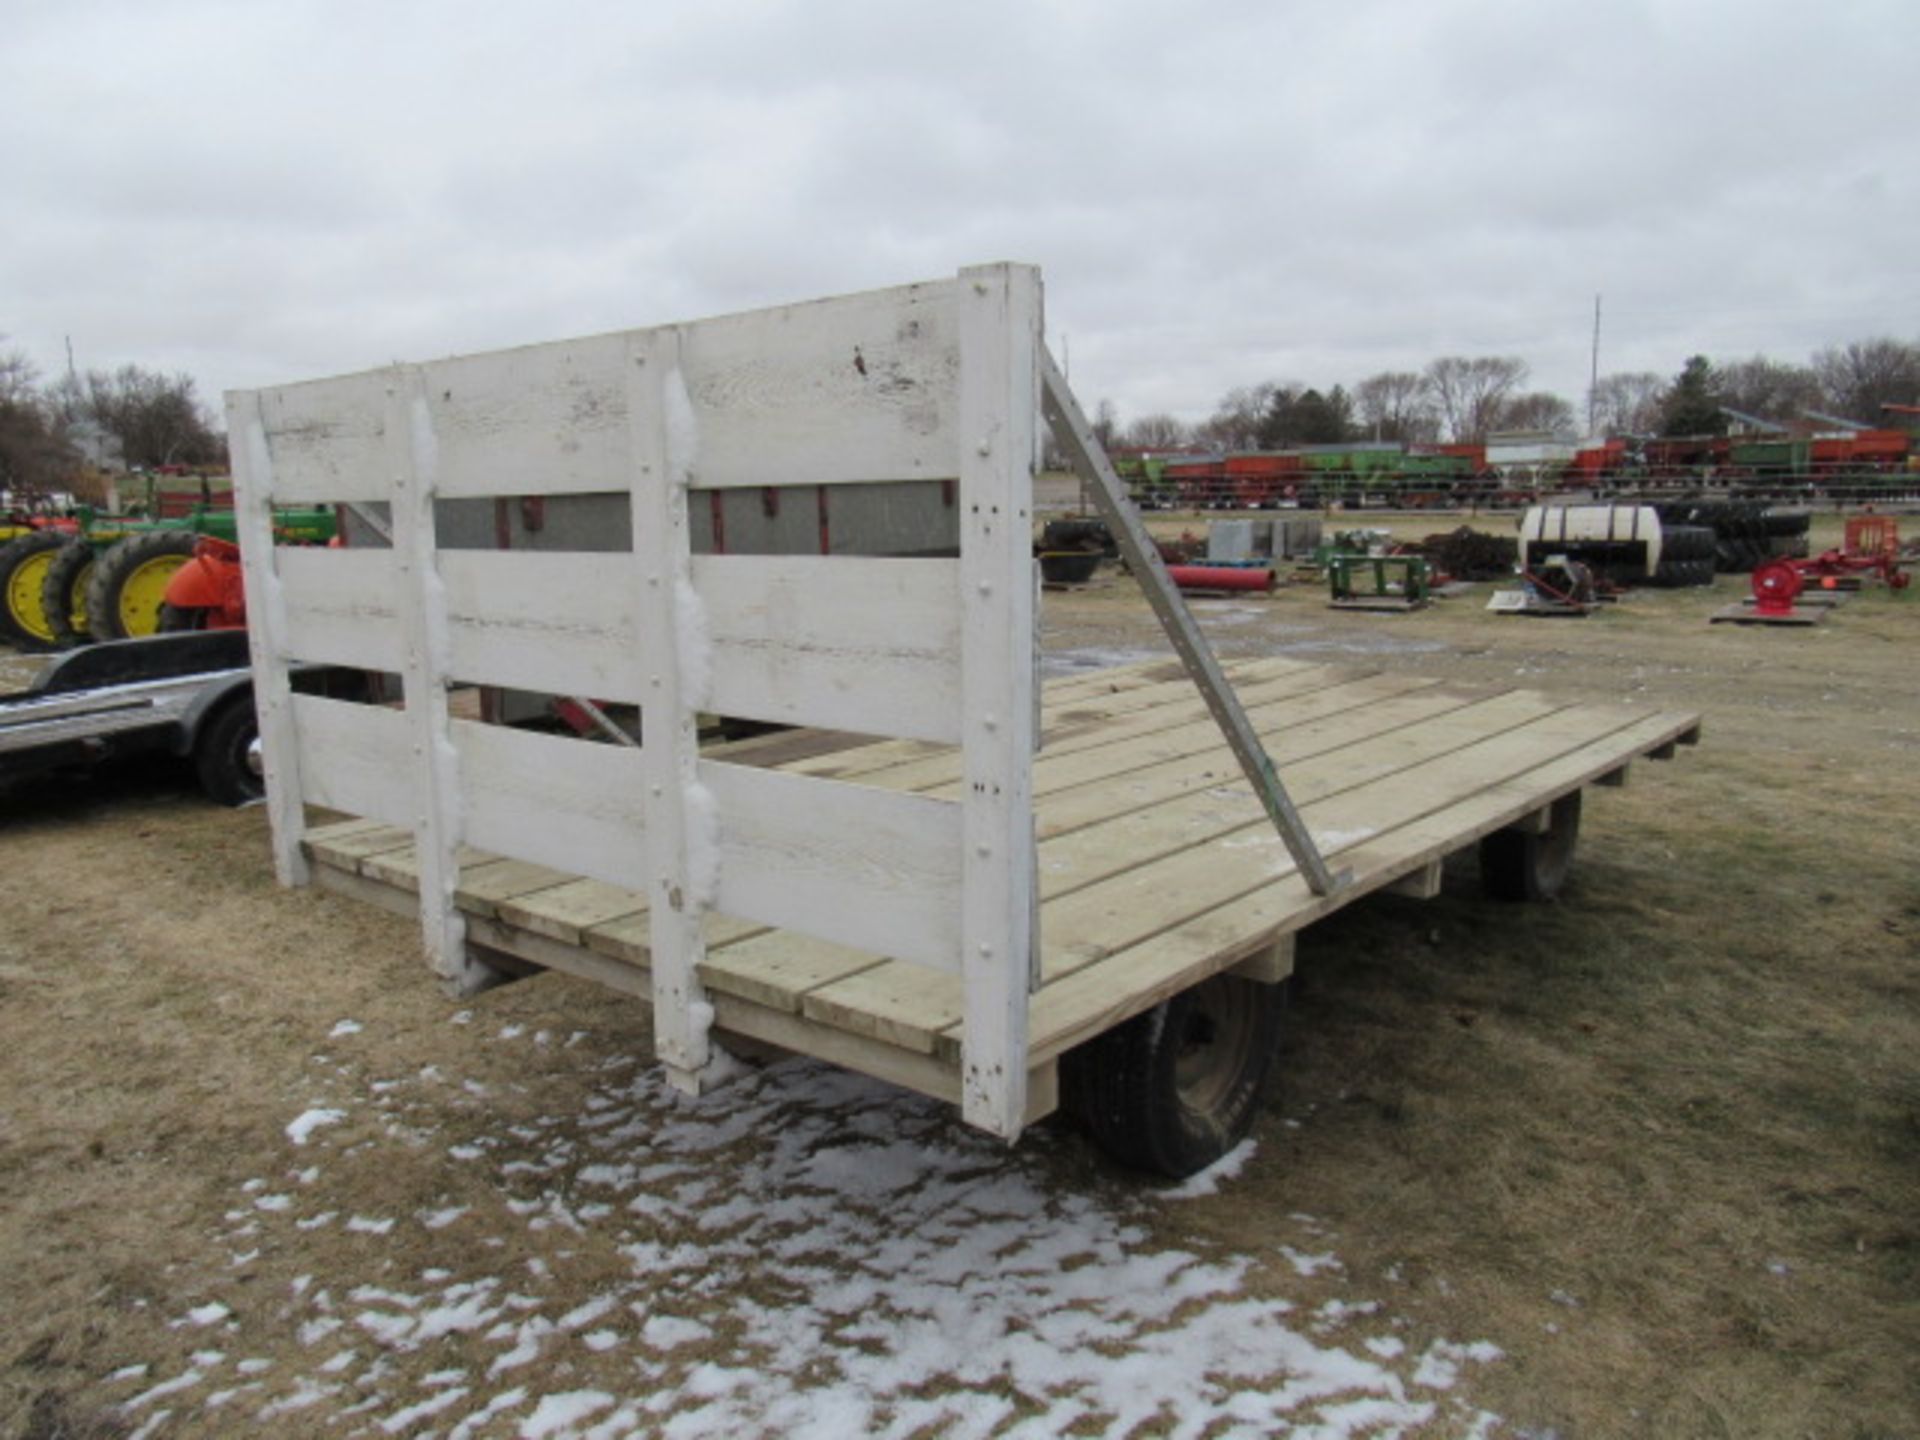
[
  {"x1": 1061, "y1": 972, "x2": 1287, "y2": 1179},
  {"x1": 39, "y1": 538, "x2": 97, "y2": 646},
  {"x1": 86, "y1": 529, "x2": 201, "y2": 640},
  {"x1": 194, "y1": 693, "x2": 264, "y2": 806},
  {"x1": 0, "y1": 529, "x2": 71, "y2": 650},
  {"x1": 1480, "y1": 790, "x2": 1582, "y2": 902}
]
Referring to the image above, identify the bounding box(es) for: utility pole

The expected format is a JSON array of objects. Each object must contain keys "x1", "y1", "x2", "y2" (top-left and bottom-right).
[
  {"x1": 65, "y1": 335, "x2": 77, "y2": 384},
  {"x1": 1587, "y1": 295, "x2": 1602, "y2": 437}
]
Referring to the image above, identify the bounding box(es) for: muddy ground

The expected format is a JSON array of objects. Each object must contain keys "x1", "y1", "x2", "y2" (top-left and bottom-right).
[{"x1": 1, "y1": 514, "x2": 1915, "y2": 1438}]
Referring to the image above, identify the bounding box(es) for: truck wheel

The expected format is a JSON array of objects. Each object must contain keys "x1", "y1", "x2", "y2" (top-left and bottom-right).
[
  {"x1": 1061, "y1": 972, "x2": 1287, "y2": 1179},
  {"x1": 194, "y1": 695, "x2": 265, "y2": 806},
  {"x1": 39, "y1": 539, "x2": 97, "y2": 646},
  {"x1": 1480, "y1": 790, "x2": 1581, "y2": 902},
  {"x1": 0, "y1": 530, "x2": 70, "y2": 650},
  {"x1": 86, "y1": 530, "x2": 200, "y2": 640}
]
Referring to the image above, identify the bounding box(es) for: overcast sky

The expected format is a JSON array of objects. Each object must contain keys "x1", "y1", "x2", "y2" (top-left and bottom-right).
[{"x1": 3, "y1": 0, "x2": 1912, "y2": 434}]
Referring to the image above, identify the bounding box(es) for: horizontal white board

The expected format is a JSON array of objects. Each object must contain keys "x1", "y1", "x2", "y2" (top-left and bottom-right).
[
  {"x1": 700, "y1": 759, "x2": 962, "y2": 973},
  {"x1": 232, "y1": 278, "x2": 962, "y2": 503},
  {"x1": 452, "y1": 718, "x2": 648, "y2": 890},
  {"x1": 670, "y1": 280, "x2": 962, "y2": 491},
  {"x1": 278, "y1": 547, "x2": 403, "y2": 671},
  {"x1": 697, "y1": 554, "x2": 961, "y2": 743},
  {"x1": 276, "y1": 547, "x2": 960, "y2": 736},
  {"x1": 439, "y1": 551, "x2": 649, "y2": 702},
  {"x1": 290, "y1": 694, "x2": 412, "y2": 828},
  {"x1": 233, "y1": 372, "x2": 395, "y2": 505}
]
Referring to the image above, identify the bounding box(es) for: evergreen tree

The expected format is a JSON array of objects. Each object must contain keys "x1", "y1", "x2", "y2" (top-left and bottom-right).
[{"x1": 1659, "y1": 356, "x2": 1727, "y2": 437}]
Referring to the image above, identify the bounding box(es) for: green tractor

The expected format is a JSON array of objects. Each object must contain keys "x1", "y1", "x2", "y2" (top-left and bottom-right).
[{"x1": 0, "y1": 504, "x2": 335, "y2": 651}]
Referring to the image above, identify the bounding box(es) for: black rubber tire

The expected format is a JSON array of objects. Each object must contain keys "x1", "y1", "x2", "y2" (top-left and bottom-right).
[
  {"x1": 193, "y1": 694, "x2": 264, "y2": 806},
  {"x1": 1061, "y1": 973, "x2": 1287, "y2": 1178},
  {"x1": 1765, "y1": 508, "x2": 1811, "y2": 539},
  {"x1": 38, "y1": 538, "x2": 98, "y2": 647},
  {"x1": 1481, "y1": 790, "x2": 1582, "y2": 902},
  {"x1": 1659, "y1": 524, "x2": 1714, "y2": 564},
  {"x1": 0, "y1": 529, "x2": 71, "y2": 651},
  {"x1": 86, "y1": 529, "x2": 201, "y2": 640}
]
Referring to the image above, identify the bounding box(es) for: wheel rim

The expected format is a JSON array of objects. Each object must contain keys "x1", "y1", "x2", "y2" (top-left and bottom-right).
[
  {"x1": 116, "y1": 555, "x2": 189, "y2": 636},
  {"x1": 6, "y1": 550, "x2": 58, "y2": 643},
  {"x1": 1173, "y1": 977, "x2": 1260, "y2": 1118},
  {"x1": 1535, "y1": 793, "x2": 1582, "y2": 892}
]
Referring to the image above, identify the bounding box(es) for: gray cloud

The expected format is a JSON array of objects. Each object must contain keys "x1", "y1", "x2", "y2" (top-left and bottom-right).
[{"x1": 3, "y1": 0, "x2": 1912, "y2": 430}]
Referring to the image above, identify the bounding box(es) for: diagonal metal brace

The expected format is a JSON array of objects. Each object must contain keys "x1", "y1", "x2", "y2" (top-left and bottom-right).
[{"x1": 1039, "y1": 348, "x2": 1350, "y2": 898}]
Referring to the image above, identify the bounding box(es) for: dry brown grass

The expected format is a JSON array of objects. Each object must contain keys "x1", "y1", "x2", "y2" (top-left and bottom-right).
[{"x1": 2, "y1": 510, "x2": 1915, "y2": 1436}]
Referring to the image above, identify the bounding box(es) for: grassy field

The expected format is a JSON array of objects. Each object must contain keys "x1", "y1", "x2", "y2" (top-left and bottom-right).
[{"x1": 1, "y1": 513, "x2": 1915, "y2": 1437}]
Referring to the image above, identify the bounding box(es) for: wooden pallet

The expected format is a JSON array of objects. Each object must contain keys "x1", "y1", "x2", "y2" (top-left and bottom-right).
[
  {"x1": 303, "y1": 657, "x2": 1700, "y2": 1117},
  {"x1": 1710, "y1": 603, "x2": 1826, "y2": 626}
]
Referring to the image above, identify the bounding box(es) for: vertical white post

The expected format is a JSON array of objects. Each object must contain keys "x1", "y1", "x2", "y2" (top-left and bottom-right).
[
  {"x1": 384, "y1": 368, "x2": 487, "y2": 994},
  {"x1": 227, "y1": 389, "x2": 308, "y2": 887},
  {"x1": 956, "y1": 262, "x2": 1042, "y2": 1138},
  {"x1": 626, "y1": 328, "x2": 713, "y2": 1090}
]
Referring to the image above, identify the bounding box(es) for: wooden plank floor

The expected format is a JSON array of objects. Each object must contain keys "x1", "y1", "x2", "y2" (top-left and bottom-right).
[{"x1": 301, "y1": 658, "x2": 1700, "y2": 1108}]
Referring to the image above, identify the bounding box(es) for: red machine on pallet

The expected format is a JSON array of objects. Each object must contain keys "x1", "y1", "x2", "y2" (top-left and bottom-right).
[{"x1": 1749, "y1": 517, "x2": 1908, "y2": 618}]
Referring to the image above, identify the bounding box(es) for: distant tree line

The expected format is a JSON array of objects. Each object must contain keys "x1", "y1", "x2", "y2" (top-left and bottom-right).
[
  {"x1": 1093, "y1": 337, "x2": 1920, "y2": 453},
  {"x1": 0, "y1": 341, "x2": 225, "y2": 498}
]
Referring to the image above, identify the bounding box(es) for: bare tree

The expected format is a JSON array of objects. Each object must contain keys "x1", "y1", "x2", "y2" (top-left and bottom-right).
[
  {"x1": 0, "y1": 345, "x2": 38, "y2": 406},
  {"x1": 1353, "y1": 371, "x2": 1436, "y2": 443},
  {"x1": 1122, "y1": 412, "x2": 1191, "y2": 450},
  {"x1": 1424, "y1": 356, "x2": 1528, "y2": 442},
  {"x1": 1587, "y1": 371, "x2": 1667, "y2": 437},
  {"x1": 1812, "y1": 338, "x2": 1920, "y2": 423},
  {"x1": 46, "y1": 364, "x2": 224, "y2": 470},
  {"x1": 1196, "y1": 382, "x2": 1279, "y2": 452},
  {"x1": 1091, "y1": 398, "x2": 1118, "y2": 450},
  {"x1": 1495, "y1": 391, "x2": 1577, "y2": 437},
  {"x1": 0, "y1": 344, "x2": 78, "y2": 494},
  {"x1": 1715, "y1": 356, "x2": 1822, "y2": 425}
]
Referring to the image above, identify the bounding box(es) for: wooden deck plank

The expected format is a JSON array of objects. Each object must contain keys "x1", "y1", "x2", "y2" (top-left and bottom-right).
[
  {"x1": 801, "y1": 955, "x2": 963, "y2": 1055},
  {"x1": 1036, "y1": 700, "x2": 1656, "y2": 983},
  {"x1": 1035, "y1": 690, "x2": 1570, "y2": 901},
  {"x1": 451, "y1": 858, "x2": 578, "y2": 917},
  {"x1": 779, "y1": 656, "x2": 1311, "y2": 783},
  {"x1": 1012, "y1": 708, "x2": 1701, "y2": 1065},
  {"x1": 496, "y1": 877, "x2": 648, "y2": 945},
  {"x1": 581, "y1": 909, "x2": 762, "y2": 966},
  {"x1": 304, "y1": 823, "x2": 413, "y2": 867},
  {"x1": 304, "y1": 815, "x2": 400, "y2": 847},
  {"x1": 841, "y1": 662, "x2": 1367, "y2": 794},
  {"x1": 360, "y1": 843, "x2": 497, "y2": 894},
  {"x1": 1020, "y1": 674, "x2": 1451, "y2": 820},
  {"x1": 699, "y1": 930, "x2": 890, "y2": 1012}
]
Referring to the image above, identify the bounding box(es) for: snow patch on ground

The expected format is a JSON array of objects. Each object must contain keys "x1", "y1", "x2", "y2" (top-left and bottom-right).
[
  {"x1": 1162, "y1": 1138, "x2": 1258, "y2": 1198},
  {"x1": 285, "y1": 1108, "x2": 346, "y2": 1146},
  {"x1": 210, "y1": 1060, "x2": 1499, "y2": 1436}
]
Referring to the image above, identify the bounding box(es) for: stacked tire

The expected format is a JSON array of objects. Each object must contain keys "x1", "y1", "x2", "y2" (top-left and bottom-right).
[
  {"x1": 1654, "y1": 500, "x2": 1811, "y2": 575},
  {"x1": 1647, "y1": 524, "x2": 1716, "y2": 588}
]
